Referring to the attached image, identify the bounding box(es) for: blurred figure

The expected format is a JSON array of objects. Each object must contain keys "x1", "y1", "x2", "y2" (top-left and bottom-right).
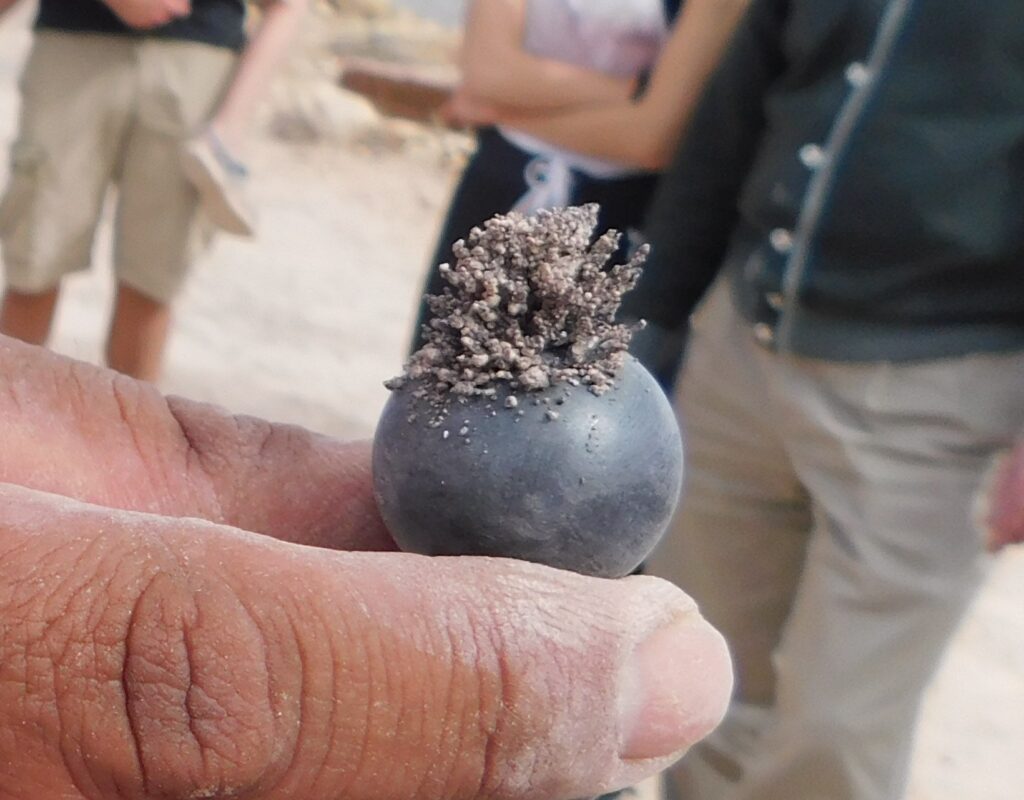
[
  {"x1": 182, "y1": 0, "x2": 309, "y2": 236},
  {"x1": 411, "y1": 0, "x2": 677, "y2": 355},
  {"x1": 0, "y1": 0, "x2": 303, "y2": 382},
  {"x1": 421, "y1": 0, "x2": 753, "y2": 389},
  {"x1": 446, "y1": 0, "x2": 752, "y2": 174},
  {"x1": 620, "y1": 1, "x2": 1024, "y2": 798}
]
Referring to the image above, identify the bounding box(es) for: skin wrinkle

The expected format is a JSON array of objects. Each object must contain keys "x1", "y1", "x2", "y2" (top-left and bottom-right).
[
  {"x1": 254, "y1": 417, "x2": 279, "y2": 463},
  {"x1": 230, "y1": 592, "x2": 280, "y2": 791},
  {"x1": 50, "y1": 553, "x2": 116, "y2": 798},
  {"x1": 8, "y1": 523, "x2": 143, "y2": 798},
  {"x1": 121, "y1": 575, "x2": 160, "y2": 796},
  {"x1": 63, "y1": 361, "x2": 94, "y2": 427},
  {"x1": 315, "y1": 606, "x2": 341, "y2": 795},
  {"x1": 162, "y1": 398, "x2": 227, "y2": 527},
  {"x1": 438, "y1": 613, "x2": 476, "y2": 799},
  {"x1": 427, "y1": 615, "x2": 471, "y2": 798},
  {"x1": 207, "y1": 411, "x2": 265, "y2": 520},
  {"x1": 191, "y1": 573, "x2": 300, "y2": 794},
  {"x1": 356, "y1": 593, "x2": 390, "y2": 791},
  {"x1": 181, "y1": 608, "x2": 212, "y2": 784},
  {"x1": 1, "y1": 477, "x2": 722, "y2": 799},
  {"x1": 328, "y1": 594, "x2": 372, "y2": 800},
  {"x1": 480, "y1": 628, "x2": 513, "y2": 798},
  {"x1": 124, "y1": 573, "x2": 245, "y2": 797},
  {"x1": 238, "y1": 574, "x2": 308, "y2": 793},
  {"x1": 115, "y1": 521, "x2": 285, "y2": 799},
  {"x1": 480, "y1": 590, "x2": 556, "y2": 798},
  {"x1": 110, "y1": 378, "x2": 152, "y2": 500},
  {"x1": 2, "y1": 369, "x2": 25, "y2": 414},
  {"x1": 275, "y1": 608, "x2": 312, "y2": 795},
  {"x1": 0, "y1": 340, "x2": 391, "y2": 554},
  {"x1": 415, "y1": 616, "x2": 462, "y2": 798}
]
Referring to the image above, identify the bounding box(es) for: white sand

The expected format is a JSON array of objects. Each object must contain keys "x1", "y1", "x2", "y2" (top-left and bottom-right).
[{"x1": 1, "y1": 5, "x2": 1021, "y2": 798}]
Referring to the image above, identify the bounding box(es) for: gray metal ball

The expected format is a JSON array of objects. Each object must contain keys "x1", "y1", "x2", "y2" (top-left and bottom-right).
[{"x1": 372, "y1": 357, "x2": 684, "y2": 578}]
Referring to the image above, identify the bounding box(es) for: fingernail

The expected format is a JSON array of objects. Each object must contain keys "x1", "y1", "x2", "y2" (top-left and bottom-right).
[{"x1": 618, "y1": 614, "x2": 733, "y2": 761}]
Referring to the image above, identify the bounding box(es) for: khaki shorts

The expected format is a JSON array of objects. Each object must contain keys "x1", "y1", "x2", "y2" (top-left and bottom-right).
[{"x1": 0, "y1": 32, "x2": 237, "y2": 303}]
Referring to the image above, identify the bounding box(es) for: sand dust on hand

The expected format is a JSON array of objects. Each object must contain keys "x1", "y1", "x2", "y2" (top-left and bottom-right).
[{"x1": 386, "y1": 204, "x2": 646, "y2": 413}]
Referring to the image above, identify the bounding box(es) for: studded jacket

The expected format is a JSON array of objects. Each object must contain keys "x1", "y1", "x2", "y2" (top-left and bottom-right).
[{"x1": 628, "y1": 0, "x2": 1024, "y2": 361}]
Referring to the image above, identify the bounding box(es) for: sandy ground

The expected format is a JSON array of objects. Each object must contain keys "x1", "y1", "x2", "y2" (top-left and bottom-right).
[{"x1": 0, "y1": 4, "x2": 1022, "y2": 799}]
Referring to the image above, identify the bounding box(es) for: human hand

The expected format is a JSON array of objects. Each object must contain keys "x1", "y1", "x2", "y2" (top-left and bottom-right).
[
  {"x1": 0, "y1": 337, "x2": 732, "y2": 799},
  {"x1": 102, "y1": 0, "x2": 191, "y2": 29},
  {"x1": 976, "y1": 438, "x2": 1024, "y2": 551}
]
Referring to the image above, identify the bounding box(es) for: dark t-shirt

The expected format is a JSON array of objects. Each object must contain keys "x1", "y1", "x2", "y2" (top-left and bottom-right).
[{"x1": 35, "y1": 0, "x2": 247, "y2": 51}]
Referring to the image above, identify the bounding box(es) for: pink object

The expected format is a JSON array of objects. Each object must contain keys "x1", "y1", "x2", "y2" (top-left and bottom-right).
[{"x1": 976, "y1": 439, "x2": 1024, "y2": 551}]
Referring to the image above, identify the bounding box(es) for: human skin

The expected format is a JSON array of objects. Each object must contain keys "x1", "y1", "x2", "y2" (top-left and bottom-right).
[
  {"x1": 0, "y1": 0, "x2": 24, "y2": 19},
  {"x1": 979, "y1": 440, "x2": 1024, "y2": 551},
  {"x1": 456, "y1": 0, "x2": 635, "y2": 114},
  {"x1": 102, "y1": 0, "x2": 192, "y2": 29},
  {"x1": 449, "y1": 0, "x2": 753, "y2": 169},
  {"x1": 210, "y1": 0, "x2": 310, "y2": 154},
  {"x1": 0, "y1": 336, "x2": 732, "y2": 799}
]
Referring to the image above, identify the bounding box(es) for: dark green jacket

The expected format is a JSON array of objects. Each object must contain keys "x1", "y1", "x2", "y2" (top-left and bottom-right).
[{"x1": 629, "y1": 0, "x2": 1024, "y2": 360}]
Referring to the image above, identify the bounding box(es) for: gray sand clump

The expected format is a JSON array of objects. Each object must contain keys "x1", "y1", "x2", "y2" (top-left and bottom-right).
[{"x1": 386, "y1": 204, "x2": 646, "y2": 418}]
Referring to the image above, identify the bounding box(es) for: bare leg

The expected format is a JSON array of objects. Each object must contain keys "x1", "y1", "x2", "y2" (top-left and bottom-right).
[
  {"x1": 0, "y1": 287, "x2": 60, "y2": 346},
  {"x1": 210, "y1": 0, "x2": 309, "y2": 152},
  {"x1": 181, "y1": 0, "x2": 308, "y2": 236},
  {"x1": 105, "y1": 282, "x2": 172, "y2": 383}
]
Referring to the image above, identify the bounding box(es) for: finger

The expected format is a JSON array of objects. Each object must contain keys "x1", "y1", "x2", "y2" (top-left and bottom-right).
[
  {"x1": 0, "y1": 336, "x2": 392, "y2": 551},
  {"x1": 0, "y1": 484, "x2": 732, "y2": 800}
]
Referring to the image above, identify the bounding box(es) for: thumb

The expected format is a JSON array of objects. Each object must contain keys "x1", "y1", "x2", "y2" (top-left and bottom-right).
[{"x1": 0, "y1": 484, "x2": 732, "y2": 800}]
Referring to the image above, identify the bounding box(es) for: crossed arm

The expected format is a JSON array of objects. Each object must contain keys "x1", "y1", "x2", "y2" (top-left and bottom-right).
[
  {"x1": 451, "y1": 0, "x2": 754, "y2": 169},
  {"x1": 457, "y1": 0, "x2": 637, "y2": 114}
]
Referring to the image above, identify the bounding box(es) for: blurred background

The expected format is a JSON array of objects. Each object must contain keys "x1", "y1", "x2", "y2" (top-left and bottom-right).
[
  {"x1": 0, "y1": 2, "x2": 1020, "y2": 799},
  {"x1": 0, "y1": 0, "x2": 471, "y2": 437}
]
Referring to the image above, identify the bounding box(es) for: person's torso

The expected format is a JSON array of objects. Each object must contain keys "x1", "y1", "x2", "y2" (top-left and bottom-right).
[
  {"x1": 732, "y1": 0, "x2": 1024, "y2": 357},
  {"x1": 499, "y1": 0, "x2": 678, "y2": 177},
  {"x1": 35, "y1": 0, "x2": 247, "y2": 51},
  {"x1": 521, "y1": 0, "x2": 673, "y2": 77}
]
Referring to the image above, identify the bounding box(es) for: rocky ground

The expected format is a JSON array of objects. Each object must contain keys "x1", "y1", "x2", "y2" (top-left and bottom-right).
[{"x1": 0, "y1": 2, "x2": 1021, "y2": 798}]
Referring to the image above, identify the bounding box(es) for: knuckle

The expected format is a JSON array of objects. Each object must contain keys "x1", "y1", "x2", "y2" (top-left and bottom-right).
[
  {"x1": 122, "y1": 569, "x2": 279, "y2": 795},
  {"x1": 405, "y1": 607, "x2": 540, "y2": 798}
]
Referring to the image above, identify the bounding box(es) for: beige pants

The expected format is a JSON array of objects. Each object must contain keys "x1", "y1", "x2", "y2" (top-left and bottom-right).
[
  {"x1": 0, "y1": 32, "x2": 237, "y2": 303},
  {"x1": 652, "y1": 279, "x2": 1024, "y2": 800}
]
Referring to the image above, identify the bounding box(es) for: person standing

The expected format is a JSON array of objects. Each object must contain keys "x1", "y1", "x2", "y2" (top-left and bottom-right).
[
  {"x1": 417, "y1": 0, "x2": 754, "y2": 390},
  {"x1": 0, "y1": 0, "x2": 305, "y2": 382},
  {"x1": 623, "y1": 1, "x2": 1024, "y2": 798},
  {"x1": 410, "y1": 0, "x2": 682, "y2": 355}
]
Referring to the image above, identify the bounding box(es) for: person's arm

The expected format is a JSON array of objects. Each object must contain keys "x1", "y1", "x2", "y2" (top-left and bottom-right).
[
  {"x1": 622, "y1": 0, "x2": 788, "y2": 330},
  {"x1": 0, "y1": 0, "x2": 23, "y2": 20},
  {"x1": 207, "y1": 0, "x2": 309, "y2": 154},
  {"x1": 101, "y1": 0, "x2": 192, "y2": 29},
  {"x1": 477, "y1": 0, "x2": 754, "y2": 169},
  {"x1": 458, "y1": 0, "x2": 635, "y2": 113}
]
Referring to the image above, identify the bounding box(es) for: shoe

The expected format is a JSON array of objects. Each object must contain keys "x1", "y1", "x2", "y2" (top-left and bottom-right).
[{"x1": 181, "y1": 128, "x2": 256, "y2": 237}]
